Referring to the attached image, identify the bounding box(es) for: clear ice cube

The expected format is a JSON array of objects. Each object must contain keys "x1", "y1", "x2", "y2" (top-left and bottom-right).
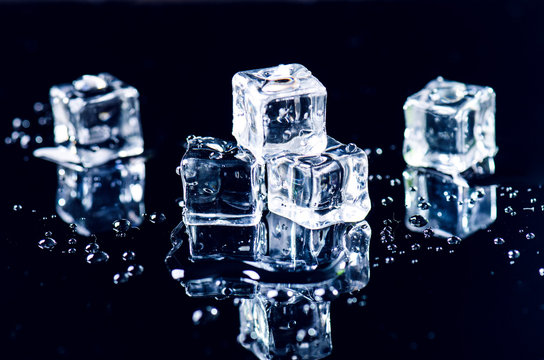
[
  {"x1": 238, "y1": 287, "x2": 332, "y2": 360},
  {"x1": 186, "y1": 222, "x2": 267, "y2": 261},
  {"x1": 261, "y1": 212, "x2": 369, "y2": 271},
  {"x1": 403, "y1": 164, "x2": 497, "y2": 238},
  {"x1": 179, "y1": 136, "x2": 265, "y2": 226},
  {"x1": 267, "y1": 137, "x2": 370, "y2": 229},
  {"x1": 403, "y1": 76, "x2": 497, "y2": 174},
  {"x1": 232, "y1": 63, "x2": 327, "y2": 160},
  {"x1": 45, "y1": 73, "x2": 143, "y2": 167},
  {"x1": 56, "y1": 158, "x2": 145, "y2": 236}
]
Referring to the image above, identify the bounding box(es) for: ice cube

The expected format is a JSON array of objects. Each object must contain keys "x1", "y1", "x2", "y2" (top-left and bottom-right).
[
  {"x1": 403, "y1": 164, "x2": 497, "y2": 238},
  {"x1": 403, "y1": 76, "x2": 497, "y2": 174},
  {"x1": 39, "y1": 73, "x2": 143, "y2": 167},
  {"x1": 232, "y1": 63, "x2": 327, "y2": 160},
  {"x1": 179, "y1": 136, "x2": 265, "y2": 226},
  {"x1": 56, "y1": 158, "x2": 145, "y2": 236},
  {"x1": 262, "y1": 212, "x2": 370, "y2": 271},
  {"x1": 238, "y1": 287, "x2": 332, "y2": 360},
  {"x1": 186, "y1": 222, "x2": 267, "y2": 261},
  {"x1": 267, "y1": 137, "x2": 370, "y2": 229}
]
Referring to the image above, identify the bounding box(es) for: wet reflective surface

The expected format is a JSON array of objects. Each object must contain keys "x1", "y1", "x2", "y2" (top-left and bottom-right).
[{"x1": 4, "y1": 1, "x2": 544, "y2": 360}]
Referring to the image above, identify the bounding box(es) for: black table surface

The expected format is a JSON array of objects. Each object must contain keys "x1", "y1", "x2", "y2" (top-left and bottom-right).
[{"x1": 2, "y1": 1, "x2": 544, "y2": 359}]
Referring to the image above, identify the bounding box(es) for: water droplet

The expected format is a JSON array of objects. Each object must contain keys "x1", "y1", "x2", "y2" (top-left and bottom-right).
[
  {"x1": 67, "y1": 248, "x2": 76, "y2": 254},
  {"x1": 409, "y1": 215, "x2": 428, "y2": 227},
  {"x1": 504, "y1": 206, "x2": 514, "y2": 214},
  {"x1": 127, "y1": 264, "x2": 144, "y2": 276},
  {"x1": 385, "y1": 257, "x2": 395, "y2": 264},
  {"x1": 526, "y1": 233, "x2": 536, "y2": 240},
  {"x1": 148, "y1": 212, "x2": 166, "y2": 224},
  {"x1": 192, "y1": 306, "x2": 219, "y2": 325},
  {"x1": 12, "y1": 204, "x2": 22, "y2": 211},
  {"x1": 45, "y1": 231, "x2": 53, "y2": 237},
  {"x1": 85, "y1": 242, "x2": 100, "y2": 254},
  {"x1": 38, "y1": 237, "x2": 57, "y2": 250},
  {"x1": 86, "y1": 251, "x2": 109, "y2": 264},
  {"x1": 113, "y1": 272, "x2": 130, "y2": 284},
  {"x1": 411, "y1": 243, "x2": 421, "y2": 251},
  {"x1": 539, "y1": 268, "x2": 544, "y2": 277},
  {"x1": 418, "y1": 202, "x2": 431, "y2": 210},
  {"x1": 122, "y1": 250, "x2": 136, "y2": 261},
  {"x1": 530, "y1": 198, "x2": 537, "y2": 204},
  {"x1": 493, "y1": 237, "x2": 505, "y2": 245},
  {"x1": 447, "y1": 236, "x2": 462, "y2": 245},
  {"x1": 112, "y1": 219, "x2": 131, "y2": 233},
  {"x1": 423, "y1": 229, "x2": 434, "y2": 239},
  {"x1": 381, "y1": 197, "x2": 394, "y2": 206},
  {"x1": 209, "y1": 152, "x2": 223, "y2": 160},
  {"x1": 67, "y1": 238, "x2": 77, "y2": 245},
  {"x1": 507, "y1": 249, "x2": 520, "y2": 260}
]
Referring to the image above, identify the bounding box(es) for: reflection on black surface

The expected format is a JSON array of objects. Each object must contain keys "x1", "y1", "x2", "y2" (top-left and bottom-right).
[
  {"x1": 166, "y1": 217, "x2": 370, "y2": 359},
  {"x1": 56, "y1": 157, "x2": 146, "y2": 236},
  {"x1": 403, "y1": 159, "x2": 496, "y2": 239}
]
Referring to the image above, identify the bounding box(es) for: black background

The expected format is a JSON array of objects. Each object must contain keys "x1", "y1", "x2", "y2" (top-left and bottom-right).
[{"x1": 3, "y1": 1, "x2": 544, "y2": 360}]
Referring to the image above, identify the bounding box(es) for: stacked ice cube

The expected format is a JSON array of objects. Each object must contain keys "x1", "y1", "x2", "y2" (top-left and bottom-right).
[
  {"x1": 402, "y1": 77, "x2": 497, "y2": 238},
  {"x1": 179, "y1": 64, "x2": 371, "y2": 266}
]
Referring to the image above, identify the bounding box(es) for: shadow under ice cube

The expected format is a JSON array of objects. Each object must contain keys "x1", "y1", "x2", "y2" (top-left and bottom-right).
[
  {"x1": 232, "y1": 63, "x2": 327, "y2": 160},
  {"x1": 56, "y1": 158, "x2": 145, "y2": 236},
  {"x1": 180, "y1": 136, "x2": 265, "y2": 226},
  {"x1": 267, "y1": 137, "x2": 370, "y2": 229},
  {"x1": 403, "y1": 76, "x2": 497, "y2": 174},
  {"x1": 403, "y1": 165, "x2": 497, "y2": 238},
  {"x1": 37, "y1": 73, "x2": 144, "y2": 167}
]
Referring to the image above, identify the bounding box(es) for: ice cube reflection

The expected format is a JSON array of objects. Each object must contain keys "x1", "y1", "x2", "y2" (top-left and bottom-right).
[
  {"x1": 56, "y1": 157, "x2": 145, "y2": 236},
  {"x1": 403, "y1": 160, "x2": 496, "y2": 238},
  {"x1": 165, "y1": 219, "x2": 370, "y2": 360}
]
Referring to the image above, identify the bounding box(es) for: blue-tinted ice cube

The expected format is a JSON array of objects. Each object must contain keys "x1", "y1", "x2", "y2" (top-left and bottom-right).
[
  {"x1": 403, "y1": 163, "x2": 497, "y2": 238},
  {"x1": 179, "y1": 136, "x2": 265, "y2": 226},
  {"x1": 232, "y1": 64, "x2": 327, "y2": 160},
  {"x1": 56, "y1": 158, "x2": 145, "y2": 236},
  {"x1": 403, "y1": 77, "x2": 497, "y2": 174},
  {"x1": 267, "y1": 137, "x2": 370, "y2": 229},
  {"x1": 45, "y1": 73, "x2": 144, "y2": 167}
]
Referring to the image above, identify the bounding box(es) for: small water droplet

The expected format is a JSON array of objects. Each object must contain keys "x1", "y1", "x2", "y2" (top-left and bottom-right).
[
  {"x1": 539, "y1": 268, "x2": 544, "y2": 277},
  {"x1": 122, "y1": 250, "x2": 136, "y2": 261},
  {"x1": 447, "y1": 236, "x2": 462, "y2": 245},
  {"x1": 113, "y1": 272, "x2": 130, "y2": 284},
  {"x1": 127, "y1": 264, "x2": 144, "y2": 276},
  {"x1": 45, "y1": 231, "x2": 53, "y2": 237},
  {"x1": 85, "y1": 242, "x2": 100, "y2": 254},
  {"x1": 209, "y1": 152, "x2": 223, "y2": 160},
  {"x1": 493, "y1": 237, "x2": 505, "y2": 245},
  {"x1": 526, "y1": 233, "x2": 536, "y2": 240},
  {"x1": 67, "y1": 248, "x2": 76, "y2": 254},
  {"x1": 112, "y1": 219, "x2": 131, "y2": 233},
  {"x1": 385, "y1": 257, "x2": 395, "y2": 264},
  {"x1": 411, "y1": 243, "x2": 421, "y2": 251},
  {"x1": 418, "y1": 202, "x2": 431, "y2": 210},
  {"x1": 86, "y1": 251, "x2": 109, "y2": 264},
  {"x1": 148, "y1": 212, "x2": 166, "y2": 224},
  {"x1": 409, "y1": 215, "x2": 428, "y2": 227},
  {"x1": 423, "y1": 228, "x2": 434, "y2": 239},
  {"x1": 12, "y1": 204, "x2": 22, "y2": 211},
  {"x1": 507, "y1": 249, "x2": 520, "y2": 260},
  {"x1": 381, "y1": 197, "x2": 394, "y2": 206},
  {"x1": 38, "y1": 237, "x2": 57, "y2": 250},
  {"x1": 192, "y1": 306, "x2": 219, "y2": 325}
]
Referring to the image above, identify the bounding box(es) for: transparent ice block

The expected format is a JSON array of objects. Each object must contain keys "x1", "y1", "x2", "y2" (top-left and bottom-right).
[
  {"x1": 403, "y1": 163, "x2": 497, "y2": 238},
  {"x1": 56, "y1": 158, "x2": 145, "y2": 236},
  {"x1": 42, "y1": 73, "x2": 144, "y2": 167},
  {"x1": 403, "y1": 76, "x2": 497, "y2": 174},
  {"x1": 239, "y1": 288, "x2": 332, "y2": 360},
  {"x1": 232, "y1": 63, "x2": 327, "y2": 160},
  {"x1": 267, "y1": 137, "x2": 370, "y2": 229},
  {"x1": 179, "y1": 136, "x2": 265, "y2": 226},
  {"x1": 186, "y1": 222, "x2": 267, "y2": 261}
]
